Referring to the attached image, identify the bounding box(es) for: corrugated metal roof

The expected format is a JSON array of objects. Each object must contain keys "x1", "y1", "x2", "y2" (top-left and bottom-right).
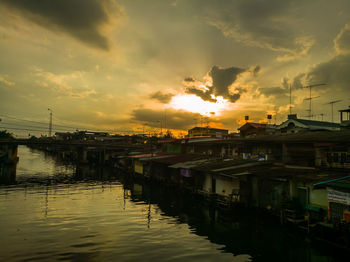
[
  {"x1": 138, "y1": 155, "x2": 175, "y2": 161},
  {"x1": 187, "y1": 138, "x2": 220, "y2": 143},
  {"x1": 189, "y1": 127, "x2": 228, "y2": 132},
  {"x1": 169, "y1": 159, "x2": 212, "y2": 169},
  {"x1": 212, "y1": 162, "x2": 268, "y2": 172},
  {"x1": 295, "y1": 119, "x2": 340, "y2": 128},
  {"x1": 238, "y1": 122, "x2": 268, "y2": 130}
]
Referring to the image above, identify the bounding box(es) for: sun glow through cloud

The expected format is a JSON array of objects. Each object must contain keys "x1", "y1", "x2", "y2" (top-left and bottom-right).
[{"x1": 169, "y1": 94, "x2": 228, "y2": 116}]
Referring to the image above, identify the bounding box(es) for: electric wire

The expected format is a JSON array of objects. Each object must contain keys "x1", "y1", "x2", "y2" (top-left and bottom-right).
[{"x1": 0, "y1": 114, "x2": 145, "y2": 134}]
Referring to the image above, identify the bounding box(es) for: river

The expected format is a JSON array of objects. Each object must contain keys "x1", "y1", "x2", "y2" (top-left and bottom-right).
[{"x1": 0, "y1": 146, "x2": 346, "y2": 261}]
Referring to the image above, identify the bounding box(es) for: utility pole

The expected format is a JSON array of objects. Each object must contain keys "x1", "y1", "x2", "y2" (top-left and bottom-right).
[
  {"x1": 48, "y1": 108, "x2": 52, "y2": 137},
  {"x1": 164, "y1": 109, "x2": 167, "y2": 132},
  {"x1": 325, "y1": 100, "x2": 341, "y2": 122},
  {"x1": 289, "y1": 84, "x2": 292, "y2": 115}
]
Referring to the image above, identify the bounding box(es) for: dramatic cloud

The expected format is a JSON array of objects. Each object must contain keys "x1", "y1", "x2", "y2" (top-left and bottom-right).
[
  {"x1": 184, "y1": 77, "x2": 195, "y2": 82},
  {"x1": 297, "y1": 24, "x2": 350, "y2": 93},
  {"x1": 184, "y1": 65, "x2": 251, "y2": 103},
  {"x1": 149, "y1": 91, "x2": 174, "y2": 104},
  {"x1": 131, "y1": 108, "x2": 202, "y2": 130},
  {"x1": 210, "y1": 66, "x2": 245, "y2": 98},
  {"x1": 334, "y1": 24, "x2": 350, "y2": 55},
  {"x1": 258, "y1": 86, "x2": 287, "y2": 97},
  {"x1": 35, "y1": 68, "x2": 97, "y2": 98},
  {"x1": 252, "y1": 65, "x2": 260, "y2": 76},
  {"x1": 185, "y1": 86, "x2": 216, "y2": 103},
  {"x1": 305, "y1": 54, "x2": 350, "y2": 92},
  {"x1": 206, "y1": 0, "x2": 314, "y2": 61},
  {"x1": 0, "y1": 0, "x2": 123, "y2": 50}
]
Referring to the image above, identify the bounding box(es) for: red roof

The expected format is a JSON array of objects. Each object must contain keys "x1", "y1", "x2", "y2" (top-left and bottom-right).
[{"x1": 238, "y1": 122, "x2": 267, "y2": 130}]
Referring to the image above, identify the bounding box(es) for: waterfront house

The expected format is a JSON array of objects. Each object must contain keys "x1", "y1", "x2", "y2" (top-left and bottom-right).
[
  {"x1": 188, "y1": 127, "x2": 228, "y2": 138},
  {"x1": 238, "y1": 122, "x2": 276, "y2": 137},
  {"x1": 313, "y1": 176, "x2": 350, "y2": 223}
]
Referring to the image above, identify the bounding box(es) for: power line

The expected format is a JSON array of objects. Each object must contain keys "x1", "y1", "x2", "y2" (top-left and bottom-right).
[
  {"x1": 0, "y1": 114, "x2": 109, "y2": 132},
  {"x1": 0, "y1": 124, "x2": 76, "y2": 133},
  {"x1": 0, "y1": 126, "x2": 56, "y2": 133},
  {"x1": 0, "y1": 114, "x2": 146, "y2": 135},
  {"x1": 0, "y1": 122, "x2": 74, "y2": 130},
  {"x1": 0, "y1": 123, "x2": 139, "y2": 134}
]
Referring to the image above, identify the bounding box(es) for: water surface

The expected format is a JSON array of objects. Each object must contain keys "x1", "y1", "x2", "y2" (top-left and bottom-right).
[{"x1": 0, "y1": 146, "x2": 345, "y2": 261}]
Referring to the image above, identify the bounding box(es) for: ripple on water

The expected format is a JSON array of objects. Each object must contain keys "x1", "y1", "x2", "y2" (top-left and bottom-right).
[{"x1": 0, "y1": 146, "x2": 345, "y2": 262}]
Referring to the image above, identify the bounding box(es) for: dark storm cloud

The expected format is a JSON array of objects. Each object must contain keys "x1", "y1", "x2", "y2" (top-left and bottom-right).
[
  {"x1": 305, "y1": 54, "x2": 350, "y2": 91},
  {"x1": 252, "y1": 65, "x2": 260, "y2": 76},
  {"x1": 184, "y1": 77, "x2": 195, "y2": 82},
  {"x1": 259, "y1": 86, "x2": 288, "y2": 97},
  {"x1": 0, "y1": 0, "x2": 122, "y2": 50},
  {"x1": 334, "y1": 24, "x2": 350, "y2": 55},
  {"x1": 206, "y1": 0, "x2": 313, "y2": 60},
  {"x1": 131, "y1": 108, "x2": 201, "y2": 130},
  {"x1": 294, "y1": 24, "x2": 350, "y2": 93},
  {"x1": 185, "y1": 65, "x2": 248, "y2": 103},
  {"x1": 209, "y1": 65, "x2": 245, "y2": 102},
  {"x1": 185, "y1": 86, "x2": 216, "y2": 102},
  {"x1": 149, "y1": 91, "x2": 174, "y2": 104},
  {"x1": 291, "y1": 74, "x2": 306, "y2": 89}
]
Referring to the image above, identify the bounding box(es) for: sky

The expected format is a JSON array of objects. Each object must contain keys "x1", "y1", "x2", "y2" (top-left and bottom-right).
[{"x1": 0, "y1": 0, "x2": 350, "y2": 137}]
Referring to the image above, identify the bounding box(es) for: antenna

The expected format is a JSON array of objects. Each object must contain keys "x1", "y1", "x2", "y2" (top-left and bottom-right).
[
  {"x1": 304, "y1": 96, "x2": 320, "y2": 118},
  {"x1": 320, "y1": 113, "x2": 325, "y2": 121},
  {"x1": 302, "y1": 83, "x2": 326, "y2": 118},
  {"x1": 313, "y1": 113, "x2": 325, "y2": 121},
  {"x1": 324, "y1": 100, "x2": 341, "y2": 122}
]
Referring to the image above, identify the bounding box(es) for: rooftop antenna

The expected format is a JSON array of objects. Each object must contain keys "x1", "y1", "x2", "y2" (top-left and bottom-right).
[
  {"x1": 313, "y1": 113, "x2": 325, "y2": 121},
  {"x1": 302, "y1": 83, "x2": 326, "y2": 118},
  {"x1": 324, "y1": 100, "x2": 341, "y2": 122},
  {"x1": 320, "y1": 113, "x2": 325, "y2": 121},
  {"x1": 304, "y1": 95, "x2": 320, "y2": 119}
]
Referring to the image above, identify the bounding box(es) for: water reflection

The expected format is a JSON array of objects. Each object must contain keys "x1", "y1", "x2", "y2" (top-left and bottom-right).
[
  {"x1": 0, "y1": 162, "x2": 16, "y2": 184},
  {"x1": 0, "y1": 146, "x2": 346, "y2": 261}
]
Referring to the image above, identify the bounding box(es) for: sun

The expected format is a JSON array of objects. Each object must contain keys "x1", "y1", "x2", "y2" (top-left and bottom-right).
[{"x1": 169, "y1": 94, "x2": 228, "y2": 116}]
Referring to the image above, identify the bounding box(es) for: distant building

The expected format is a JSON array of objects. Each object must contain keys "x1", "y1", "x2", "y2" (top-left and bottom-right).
[
  {"x1": 188, "y1": 127, "x2": 228, "y2": 138},
  {"x1": 55, "y1": 131, "x2": 110, "y2": 141},
  {"x1": 277, "y1": 114, "x2": 340, "y2": 134},
  {"x1": 238, "y1": 122, "x2": 276, "y2": 137},
  {"x1": 55, "y1": 132, "x2": 74, "y2": 140}
]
